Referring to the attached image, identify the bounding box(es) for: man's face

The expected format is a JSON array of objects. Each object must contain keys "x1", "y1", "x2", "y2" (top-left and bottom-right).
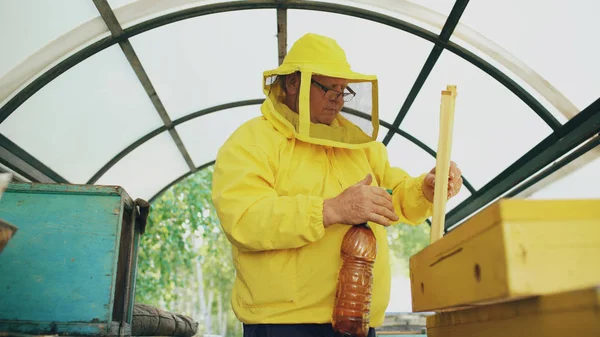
[{"x1": 309, "y1": 75, "x2": 349, "y2": 125}]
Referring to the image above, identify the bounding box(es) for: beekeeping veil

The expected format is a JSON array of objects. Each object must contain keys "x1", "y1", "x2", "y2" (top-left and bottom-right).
[{"x1": 261, "y1": 33, "x2": 379, "y2": 149}]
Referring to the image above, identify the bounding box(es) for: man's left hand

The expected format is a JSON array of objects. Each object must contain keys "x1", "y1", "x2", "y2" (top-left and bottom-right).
[{"x1": 422, "y1": 161, "x2": 463, "y2": 203}]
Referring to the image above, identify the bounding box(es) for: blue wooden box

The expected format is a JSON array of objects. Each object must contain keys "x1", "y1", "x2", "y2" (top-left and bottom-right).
[{"x1": 0, "y1": 183, "x2": 148, "y2": 336}]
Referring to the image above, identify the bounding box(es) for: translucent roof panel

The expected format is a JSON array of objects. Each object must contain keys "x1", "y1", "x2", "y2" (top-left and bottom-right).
[
  {"x1": 287, "y1": 9, "x2": 434, "y2": 123},
  {"x1": 176, "y1": 105, "x2": 262, "y2": 167},
  {"x1": 0, "y1": 163, "x2": 30, "y2": 183},
  {"x1": 129, "y1": 9, "x2": 278, "y2": 120},
  {"x1": 527, "y1": 152, "x2": 600, "y2": 200},
  {"x1": 107, "y1": 0, "x2": 142, "y2": 9},
  {"x1": 386, "y1": 133, "x2": 435, "y2": 178},
  {"x1": 0, "y1": 0, "x2": 99, "y2": 78},
  {"x1": 400, "y1": 50, "x2": 554, "y2": 189},
  {"x1": 334, "y1": 0, "x2": 452, "y2": 34},
  {"x1": 0, "y1": 44, "x2": 164, "y2": 183},
  {"x1": 454, "y1": 0, "x2": 600, "y2": 116},
  {"x1": 0, "y1": 0, "x2": 597, "y2": 214},
  {"x1": 96, "y1": 132, "x2": 190, "y2": 201},
  {"x1": 386, "y1": 135, "x2": 471, "y2": 213},
  {"x1": 403, "y1": 0, "x2": 455, "y2": 16}
]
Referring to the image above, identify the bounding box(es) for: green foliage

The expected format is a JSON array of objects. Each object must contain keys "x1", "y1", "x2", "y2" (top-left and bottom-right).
[
  {"x1": 134, "y1": 165, "x2": 430, "y2": 336},
  {"x1": 386, "y1": 222, "x2": 431, "y2": 276},
  {"x1": 135, "y1": 167, "x2": 240, "y2": 337}
]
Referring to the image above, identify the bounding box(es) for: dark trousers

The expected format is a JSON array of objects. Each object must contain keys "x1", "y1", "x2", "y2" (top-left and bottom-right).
[{"x1": 243, "y1": 323, "x2": 377, "y2": 337}]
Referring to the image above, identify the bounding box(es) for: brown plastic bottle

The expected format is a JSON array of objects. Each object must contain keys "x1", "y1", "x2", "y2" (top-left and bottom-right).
[{"x1": 331, "y1": 223, "x2": 377, "y2": 337}]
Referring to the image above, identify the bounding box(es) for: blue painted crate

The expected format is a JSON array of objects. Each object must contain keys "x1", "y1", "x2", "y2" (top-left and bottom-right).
[{"x1": 0, "y1": 183, "x2": 148, "y2": 336}]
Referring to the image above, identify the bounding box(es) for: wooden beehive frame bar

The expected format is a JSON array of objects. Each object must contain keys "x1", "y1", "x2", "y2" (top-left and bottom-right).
[{"x1": 430, "y1": 85, "x2": 457, "y2": 243}]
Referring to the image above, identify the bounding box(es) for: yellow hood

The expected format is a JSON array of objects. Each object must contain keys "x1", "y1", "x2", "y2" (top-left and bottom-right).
[{"x1": 261, "y1": 33, "x2": 380, "y2": 149}]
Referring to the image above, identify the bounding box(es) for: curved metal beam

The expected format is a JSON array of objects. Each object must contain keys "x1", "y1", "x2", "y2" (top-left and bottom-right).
[
  {"x1": 1, "y1": 1, "x2": 557, "y2": 133},
  {"x1": 382, "y1": 0, "x2": 471, "y2": 145},
  {"x1": 90, "y1": 100, "x2": 476, "y2": 199},
  {"x1": 445, "y1": 97, "x2": 600, "y2": 231},
  {"x1": 349, "y1": 0, "x2": 579, "y2": 119},
  {"x1": 149, "y1": 160, "x2": 215, "y2": 204},
  {"x1": 342, "y1": 107, "x2": 475, "y2": 194},
  {"x1": 0, "y1": 133, "x2": 68, "y2": 183},
  {"x1": 1, "y1": 0, "x2": 577, "y2": 122},
  {"x1": 87, "y1": 99, "x2": 264, "y2": 184}
]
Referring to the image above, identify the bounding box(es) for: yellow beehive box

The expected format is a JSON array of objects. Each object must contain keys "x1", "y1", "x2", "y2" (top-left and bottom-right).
[
  {"x1": 425, "y1": 286, "x2": 600, "y2": 337},
  {"x1": 409, "y1": 198, "x2": 600, "y2": 312}
]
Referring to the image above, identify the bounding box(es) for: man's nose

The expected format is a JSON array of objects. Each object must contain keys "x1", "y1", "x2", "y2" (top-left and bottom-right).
[{"x1": 331, "y1": 93, "x2": 344, "y2": 102}]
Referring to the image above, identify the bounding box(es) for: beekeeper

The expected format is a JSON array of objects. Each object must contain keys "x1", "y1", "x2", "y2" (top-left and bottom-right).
[{"x1": 212, "y1": 33, "x2": 462, "y2": 337}]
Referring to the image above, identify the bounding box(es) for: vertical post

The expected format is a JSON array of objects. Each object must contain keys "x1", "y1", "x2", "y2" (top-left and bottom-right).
[
  {"x1": 430, "y1": 85, "x2": 457, "y2": 243},
  {"x1": 276, "y1": 1, "x2": 287, "y2": 65}
]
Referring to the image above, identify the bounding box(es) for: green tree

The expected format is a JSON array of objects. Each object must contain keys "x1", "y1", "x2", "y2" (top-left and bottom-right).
[
  {"x1": 135, "y1": 167, "x2": 241, "y2": 337},
  {"x1": 386, "y1": 222, "x2": 431, "y2": 276},
  {"x1": 135, "y1": 166, "x2": 431, "y2": 336}
]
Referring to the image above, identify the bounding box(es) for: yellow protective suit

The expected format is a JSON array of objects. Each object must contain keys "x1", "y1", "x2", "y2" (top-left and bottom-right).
[{"x1": 212, "y1": 33, "x2": 433, "y2": 327}]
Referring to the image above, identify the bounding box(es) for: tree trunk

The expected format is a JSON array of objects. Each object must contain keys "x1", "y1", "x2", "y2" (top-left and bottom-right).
[
  {"x1": 219, "y1": 294, "x2": 228, "y2": 337},
  {"x1": 190, "y1": 273, "x2": 197, "y2": 319},
  {"x1": 217, "y1": 292, "x2": 222, "y2": 327},
  {"x1": 206, "y1": 283, "x2": 214, "y2": 333},
  {"x1": 196, "y1": 259, "x2": 207, "y2": 333}
]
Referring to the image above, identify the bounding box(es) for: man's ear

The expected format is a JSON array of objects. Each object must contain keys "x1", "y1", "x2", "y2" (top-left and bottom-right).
[{"x1": 285, "y1": 73, "x2": 300, "y2": 95}]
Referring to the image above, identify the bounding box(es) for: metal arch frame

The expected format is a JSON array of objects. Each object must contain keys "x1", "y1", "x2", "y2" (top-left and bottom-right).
[
  {"x1": 86, "y1": 99, "x2": 264, "y2": 184},
  {"x1": 382, "y1": 0, "x2": 559, "y2": 144},
  {"x1": 342, "y1": 107, "x2": 475, "y2": 193},
  {"x1": 445, "y1": 97, "x2": 600, "y2": 230},
  {"x1": 0, "y1": 0, "x2": 579, "y2": 121},
  {"x1": 0, "y1": 1, "x2": 559, "y2": 178},
  {"x1": 93, "y1": 0, "x2": 196, "y2": 174},
  {"x1": 0, "y1": 134, "x2": 68, "y2": 183},
  {"x1": 149, "y1": 160, "x2": 215, "y2": 204},
  {"x1": 0, "y1": 0, "x2": 596, "y2": 229},
  {"x1": 88, "y1": 100, "x2": 477, "y2": 195},
  {"x1": 0, "y1": 1, "x2": 559, "y2": 129},
  {"x1": 0, "y1": 1, "x2": 504, "y2": 189}
]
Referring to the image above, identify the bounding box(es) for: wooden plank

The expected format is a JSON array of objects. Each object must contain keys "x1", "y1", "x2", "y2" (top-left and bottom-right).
[
  {"x1": 410, "y1": 198, "x2": 600, "y2": 311},
  {"x1": 0, "y1": 188, "x2": 122, "y2": 328},
  {"x1": 0, "y1": 321, "x2": 109, "y2": 336},
  {"x1": 430, "y1": 85, "x2": 457, "y2": 242},
  {"x1": 376, "y1": 331, "x2": 426, "y2": 336},
  {"x1": 426, "y1": 286, "x2": 600, "y2": 337},
  {"x1": 6, "y1": 182, "x2": 133, "y2": 208}
]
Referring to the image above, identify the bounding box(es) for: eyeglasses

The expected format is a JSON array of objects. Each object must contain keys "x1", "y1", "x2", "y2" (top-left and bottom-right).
[{"x1": 311, "y1": 79, "x2": 356, "y2": 102}]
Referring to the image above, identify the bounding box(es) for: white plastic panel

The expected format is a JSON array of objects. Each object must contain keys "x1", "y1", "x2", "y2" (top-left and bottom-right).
[
  {"x1": 288, "y1": 9, "x2": 434, "y2": 123},
  {"x1": 527, "y1": 154, "x2": 600, "y2": 200},
  {"x1": 0, "y1": 45, "x2": 164, "y2": 183},
  {"x1": 0, "y1": 163, "x2": 30, "y2": 183},
  {"x1": 403, "y1": 0, "x2": 454, "y2": 17},
  {"x1": 0, "y1": 0, "x2": 99, "y2": 78},
  {"x1": 322, "y1": 0, "x2": 452, "y2": 34},
  {"x1": 176, "y1": 105, "x2": 262, "y2": 167},
  {"x1": 108, "y1": 0, "x2": 229, "y2": 15},
  {"x1": 454, "y1": 0, "x2": 600, "y2": 115},
  {"x1": 96, "y1": 132, "x2": 190, "y2": 201},
  {"x1": 386, "y1": 133, "x2": 435, "y2": 178},
  {"x1": 107, "y1": 0, "x2": 141, "y2": 9},
  {"x1": 386, "y1": 135, "x2": 470, "y2": 212},
  {"x1": 129, "y1": 9, "x2": 277, "y2": 120},
  {"x1": 401, "y1": 50, "x2": 553, "y2": 189}
]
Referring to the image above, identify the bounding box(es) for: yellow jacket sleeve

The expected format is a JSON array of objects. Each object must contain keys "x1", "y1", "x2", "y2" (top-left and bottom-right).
[
  {"x1": 212, "y1": 141, "x2": 326, "y2": 252},
  {"x1": 368, "y1": 143, "x2": 433, "y2": 225}
]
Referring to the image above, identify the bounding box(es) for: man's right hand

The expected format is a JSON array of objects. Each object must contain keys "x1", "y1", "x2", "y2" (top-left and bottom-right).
[{"x1": 323, "y1": 174, "x2": 399, "y2": 228}]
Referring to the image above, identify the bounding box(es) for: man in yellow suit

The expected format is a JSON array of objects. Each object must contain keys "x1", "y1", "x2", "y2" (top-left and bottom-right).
[{"x1": 212, "y1": 33, "x2": 462, "y2": 337}]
